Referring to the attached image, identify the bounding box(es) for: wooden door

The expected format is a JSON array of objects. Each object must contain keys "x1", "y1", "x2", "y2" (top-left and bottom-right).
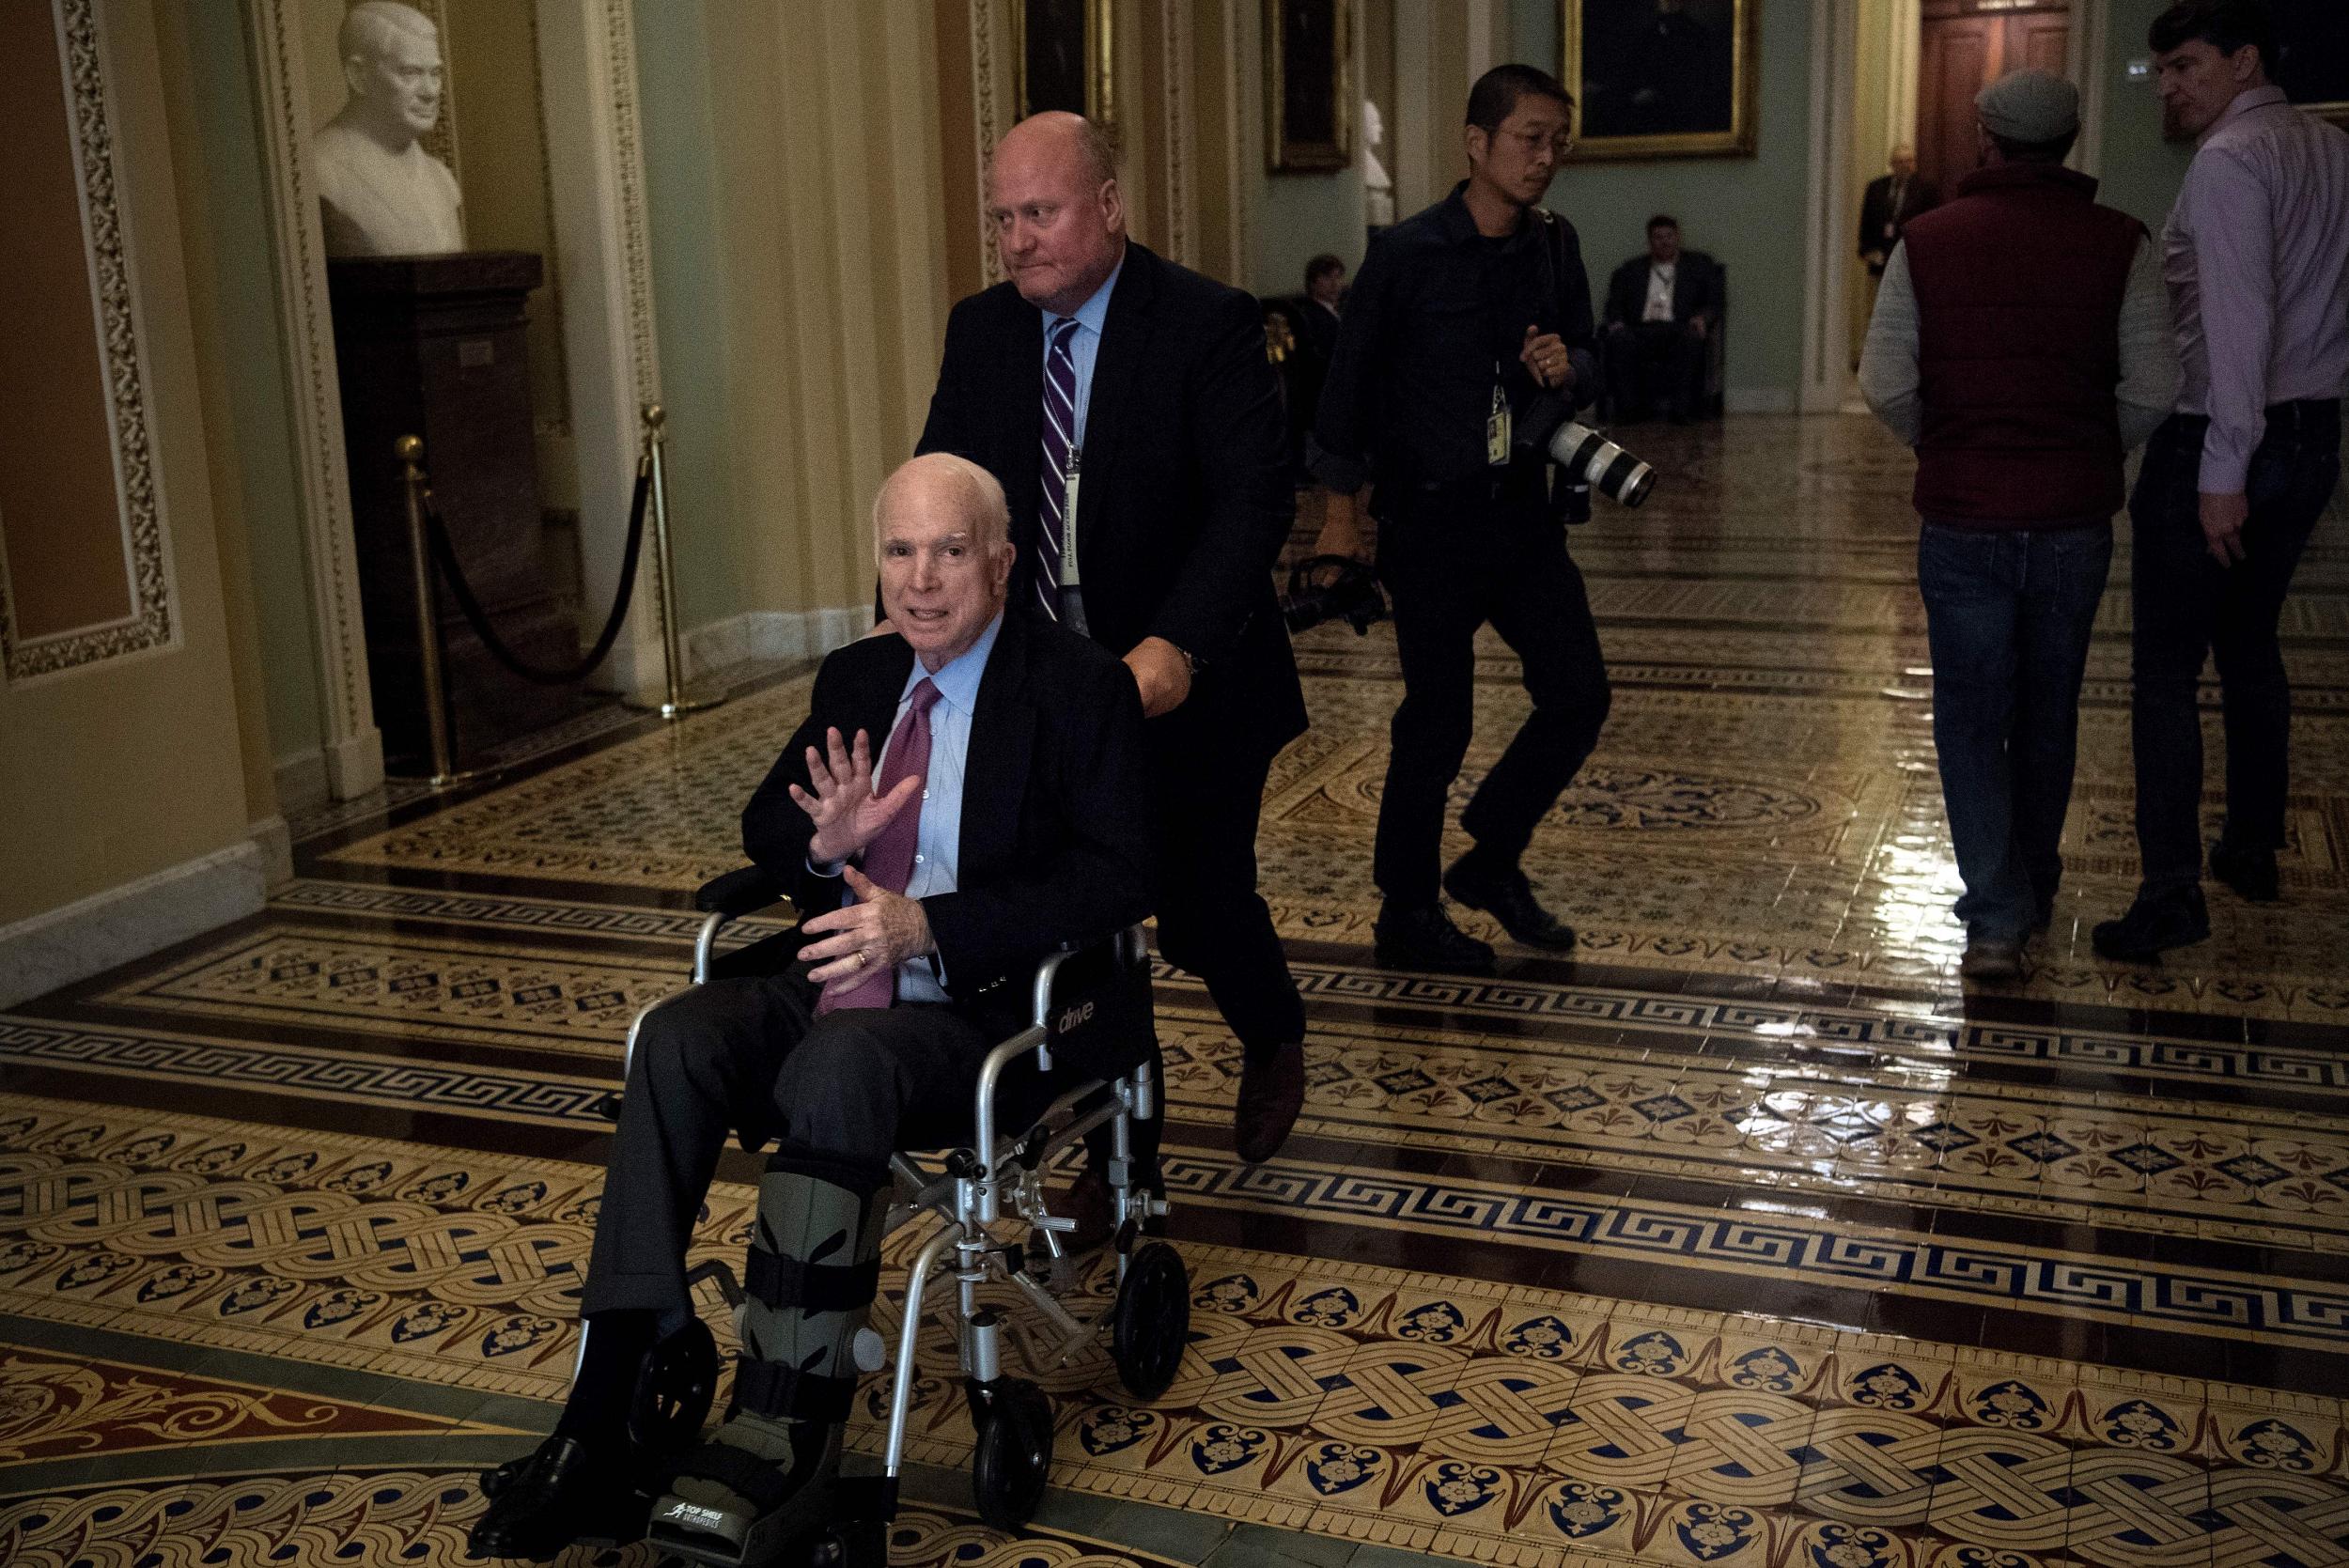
[{"x1": 1915, "y1": 2, "x2": 2072, "y2": 196}]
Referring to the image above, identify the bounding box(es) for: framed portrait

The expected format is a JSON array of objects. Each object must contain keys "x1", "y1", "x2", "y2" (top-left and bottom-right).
[
  {"x1": 1563, "y1": 0, "x2": 1759, "y2": 161},
  {"x1": 1267, "y1": 0, "x2": 1353, "y2": 172},
  {"x1": 1014, "y1": 0, "x2": 1115, "y2": 128},
  {"x1": 2274, "y1": 0, "x2": 2349, "y2": 129}
]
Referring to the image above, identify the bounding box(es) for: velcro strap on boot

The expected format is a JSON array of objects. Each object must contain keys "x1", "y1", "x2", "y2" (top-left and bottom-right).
[
  {"x1": 666, "y1": 1439, "x2": 799, "y2": 1513},
  {"x1": 734, "y1": 1358, "x2": 857, "y2": 1424},
  {"x1": 743, "y1": 1247, "x2": 879, "y2": 1312}
]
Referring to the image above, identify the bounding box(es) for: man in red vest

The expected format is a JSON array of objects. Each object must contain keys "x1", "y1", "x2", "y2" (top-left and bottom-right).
[{"x1": 1859, "y1": 70, "x2": 2179, "y2": 982}]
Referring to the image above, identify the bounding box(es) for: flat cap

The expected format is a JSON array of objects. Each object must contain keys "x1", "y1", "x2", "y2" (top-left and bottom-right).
[{"x1": 1976, "y1": 69, "x2": 2079, "y2": 144}]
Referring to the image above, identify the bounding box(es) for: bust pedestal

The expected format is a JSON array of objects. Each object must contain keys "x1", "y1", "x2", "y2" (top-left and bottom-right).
[{"x1": 329, "y1": 250, "x2": 581, "y2": 770}]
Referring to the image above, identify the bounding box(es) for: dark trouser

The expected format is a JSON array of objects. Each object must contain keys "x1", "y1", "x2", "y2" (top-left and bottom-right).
[
  {"x1": 2128, "y1": 405, "x2": 2340, "y2": 896},
  {"x1": 1605, "y1": 321, "x2": 1705, "y2": 420},
  {"x1": 580, "y1": 973, "x2": 988, "y2": 1321},
  {"x1": 1373, "y1": 489, "x2": 1612, "y2": 907},
  {"x1": 1147, "y1": 728, "x2": 1303, "y2": 1063},
  {"x1": 1917, "y1": 520, "x2": 2112, "y2": 939}
]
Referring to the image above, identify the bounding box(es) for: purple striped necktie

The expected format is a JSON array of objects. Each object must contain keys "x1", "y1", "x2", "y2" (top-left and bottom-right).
[
  {"x1": 817, "y1": 678, "x2": 942, "y2": 1016},
  {"x1": 1036, "y1": 316, "x2": 1081, "y2": 621}
]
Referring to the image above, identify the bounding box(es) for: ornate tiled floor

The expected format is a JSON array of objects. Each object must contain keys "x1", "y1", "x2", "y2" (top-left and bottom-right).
[{"x1": 6, "y1": 414, "x2": 2347, "y2": 1566}]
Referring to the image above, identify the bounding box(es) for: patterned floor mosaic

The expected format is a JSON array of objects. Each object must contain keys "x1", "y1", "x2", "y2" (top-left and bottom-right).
[{"x1": 9, "y1": 414, "x2": 2348, "y2": 1564}]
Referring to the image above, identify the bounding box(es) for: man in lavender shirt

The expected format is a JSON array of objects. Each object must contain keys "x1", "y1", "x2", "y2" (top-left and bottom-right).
[{"x1": 2093, "y1": 0, "x2": 2349, "y2": 962}]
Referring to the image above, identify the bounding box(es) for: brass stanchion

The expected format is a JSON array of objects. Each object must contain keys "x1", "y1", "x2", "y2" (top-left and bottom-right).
[
  {"x1": 622, "y1": 403, "x2": 725, "y2": 718},
  {"x1": 388, "y1": 434, "x2": 497, "y2": 789}
]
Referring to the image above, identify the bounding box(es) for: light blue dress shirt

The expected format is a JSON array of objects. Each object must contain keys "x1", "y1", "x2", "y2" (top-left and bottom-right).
[
  {"x1": 831, "y1": 611, "x2": 1003, "y2": 1005},
  {"x1": 1041, "y1": 251, "x2": 1124, "y2": 449}
]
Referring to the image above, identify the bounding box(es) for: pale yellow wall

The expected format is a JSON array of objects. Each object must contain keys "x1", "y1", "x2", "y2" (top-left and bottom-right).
[
  {"x1": 1, "y1": 0, "x2": 259, "y2": 924},
  {"x1": 677, "y1": 0, "x2": 955, "y2": 618},
  {"x1": 156, "y1": 0, "x2": 280, "y2": 831}
]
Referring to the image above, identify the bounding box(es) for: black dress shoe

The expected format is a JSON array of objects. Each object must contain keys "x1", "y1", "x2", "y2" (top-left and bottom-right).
[
  {"x1": 2209, "y1": 841, "x2": 2279, "y2": 902},
  {"x1": 469, "y1": 1434, "x2": 642, "y2": 1560},
  {"x1": 1442, "y1": 856, "x2": 1575, "y2": 949},
  {"x1": 1373, "y1": 903, "x2": 1497, "y2": 975},
  {"x1": 1234, "y1": 1041, "x2": 1306, "y2": 1164},
  {"x1": 2091, "y1": 887, "x2": 2210, "y2": 964}
]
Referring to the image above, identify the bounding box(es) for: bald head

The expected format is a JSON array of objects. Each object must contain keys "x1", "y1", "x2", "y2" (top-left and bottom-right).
[
  {"x1": 987, "y1": 113, "x2": 1127, "y2": 316},
  {"x1": 1889, "y1": 144, "x2": 1917, "y2": 176},
  {"x1": 871, "y1": 453, "x2": 1009, "y2": 554}
]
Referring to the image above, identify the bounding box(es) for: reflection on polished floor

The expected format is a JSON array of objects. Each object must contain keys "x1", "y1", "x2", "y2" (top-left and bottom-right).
[{"x1": 5, "y1": 414, "x2": 2346, "y2": 1568}]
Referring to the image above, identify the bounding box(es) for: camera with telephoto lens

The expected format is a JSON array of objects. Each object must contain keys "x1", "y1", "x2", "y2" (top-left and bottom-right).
[
  {"x1": 1548, "y1": 420, "x2": 1657, "y2": 509},
  {"x1": 1281, "y1": 554, "x2": 1387, "y2": 636}
]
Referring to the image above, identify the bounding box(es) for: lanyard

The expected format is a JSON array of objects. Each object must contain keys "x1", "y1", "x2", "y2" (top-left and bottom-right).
[{"x1": 1059, "y1": 444, "x2": 1082, "y2": 586}]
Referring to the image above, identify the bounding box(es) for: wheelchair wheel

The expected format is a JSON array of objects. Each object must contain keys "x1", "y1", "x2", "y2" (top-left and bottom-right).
[
  {"x1": 969, "y1": 1377, "x2": 1054, "y2": 1531},
  {"x1": 1111, "y1": 1241, "x2": 1190, "y2": 1402}
]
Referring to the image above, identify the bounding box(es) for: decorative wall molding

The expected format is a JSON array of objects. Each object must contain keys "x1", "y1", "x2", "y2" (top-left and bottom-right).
[
  {"x1": 1798, "y1": 0, "x2": 1860, "y2": 415},
  {"x1": 535, "y1": 0, "x2": 666, "y2": 698},
  {"x1": 970, "y1": 0, "x2": 1007, "y2": 286},
  {"x1": 1, "y1": 0, "x2": 177, "y2": 686},
  {"x1": 1157, "y1": 1, "x2": 1193, "y2": 267},
  {"x1": 240, "y1": 0, "x2": 383, "y2": 798},
  {"x1": 0, "y1": 838, "x2": 264, "y2": 1011},
  {"x1": 680, "y1": 606, "x2": 873, "y2": 684}
]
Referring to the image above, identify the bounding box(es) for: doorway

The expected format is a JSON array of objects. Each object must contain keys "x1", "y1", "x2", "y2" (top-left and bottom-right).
[{"x1": 1917, "y1": 0, "x2": 2073, "y2": 195}]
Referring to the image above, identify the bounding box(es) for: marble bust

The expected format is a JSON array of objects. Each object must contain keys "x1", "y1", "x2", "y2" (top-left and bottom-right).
[
  {"x1": 1362, "y1": 99, "x2": 1395, "y2": 228},
  {"x1": 313, "y1": 1, "x2": 465, "y2": 257}
]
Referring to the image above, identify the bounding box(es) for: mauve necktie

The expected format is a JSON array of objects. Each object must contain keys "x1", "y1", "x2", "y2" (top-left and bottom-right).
[
  {"x1": 1036, "y1": 317, "x2": 1080, "y2": 620},
  {"x1": 817, "y1": 678, "x2": 942, "y2": 1015}
]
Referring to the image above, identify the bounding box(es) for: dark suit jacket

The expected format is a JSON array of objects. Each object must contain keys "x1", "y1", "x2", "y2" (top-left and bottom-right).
[
  {"x1": 740, "y1": 613, "x2": 1153, "y2": 1039},
  {"x1": 916, "y1": 241, "x2": 1307, "y2": 761},
  {"x1": 1859, "y1": 174, "x2": 1940, "y2": 268},
  {"x1": 1604, "y1": 252, "x2": 1721, "y2": 331}
]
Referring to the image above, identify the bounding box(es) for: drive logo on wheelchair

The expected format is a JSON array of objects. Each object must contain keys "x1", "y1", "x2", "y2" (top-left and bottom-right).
[{"x1": 1054, "y1": 1000, "x2": 1096, "y2": 1036}]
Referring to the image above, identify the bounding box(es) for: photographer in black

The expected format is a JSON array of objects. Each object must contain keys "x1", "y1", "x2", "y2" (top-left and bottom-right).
[{"x1": 1310, "y1": 63, "x2": 1609, "y2": 976}]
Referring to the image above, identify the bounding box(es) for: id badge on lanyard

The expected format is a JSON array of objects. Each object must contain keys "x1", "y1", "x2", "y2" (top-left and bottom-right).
[
  {"x1": 1486, "y1": 362, "x2": 1511, "y2": 466},
  {"x1": 1059, "y1": 446, "x2": 1081, "y2": 587}
]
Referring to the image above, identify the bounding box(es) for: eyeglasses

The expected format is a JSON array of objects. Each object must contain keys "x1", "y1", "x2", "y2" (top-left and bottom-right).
[{"x1": 1506, "y1": 128, "x2": 1577, "y2": 157}]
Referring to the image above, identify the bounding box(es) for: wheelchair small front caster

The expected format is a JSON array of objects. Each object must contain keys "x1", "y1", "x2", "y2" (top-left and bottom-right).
[
  {"x1": 968, "y1": 1376, "x2": 1054, "y2": 1531},
  {"x1": 1112, "y1": 1241, "x2": 1190, "y2": 1401}
]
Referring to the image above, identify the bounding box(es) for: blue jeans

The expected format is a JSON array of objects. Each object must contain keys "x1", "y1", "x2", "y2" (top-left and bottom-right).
[{"x1": 1918, "y1": 522, "x2": 2114, "y2": 939}]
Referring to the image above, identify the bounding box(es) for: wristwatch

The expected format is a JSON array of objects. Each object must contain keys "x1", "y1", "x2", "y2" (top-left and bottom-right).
[{"x1": 1174, "y1": 644, "x2": 1202, "y2": 676}]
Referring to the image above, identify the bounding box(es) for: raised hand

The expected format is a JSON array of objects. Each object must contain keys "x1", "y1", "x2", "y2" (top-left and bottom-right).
[{"x1": 787, "y1": 726, "x2": 920, "y2": 864}]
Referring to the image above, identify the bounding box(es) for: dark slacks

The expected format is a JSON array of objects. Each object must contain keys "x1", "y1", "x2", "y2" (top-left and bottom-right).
[
  {"x1": 2127, "y1": 406, "x2": 2340, "y2": 895},
  {"x1": 1147, "y1": 726, "x2": 1303, "y2": 1063},
  {"x1": 579, "y1": 973, "x2": 988, "y2": 1321},
  {"x1": 1917, "y1": 521, "x2": 2112, "y2": 939},
  {"x1": 1605, "y1": 320, "x2": 1706, "y2": 421},
  {"x1": 1373, "y1": 492, "x2": 1612, "y2": 907}
]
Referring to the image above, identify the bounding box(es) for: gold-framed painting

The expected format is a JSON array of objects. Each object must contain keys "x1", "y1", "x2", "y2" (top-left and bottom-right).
[
  {"x1": 1562, "y1": 0, "x2": 1759, "y2": 162},
  {"x1": 1266, "y1": 0, "x2": 1353, "y2": 172},
  {"x1": 1013, "y1": 0, "x2": 1115, "y2": 129}
]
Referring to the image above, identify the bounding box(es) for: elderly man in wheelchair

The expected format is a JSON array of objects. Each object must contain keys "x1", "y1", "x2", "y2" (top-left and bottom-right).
[{"x1": 470, "y1": 454, "x2": 1185, "y2": 1565}]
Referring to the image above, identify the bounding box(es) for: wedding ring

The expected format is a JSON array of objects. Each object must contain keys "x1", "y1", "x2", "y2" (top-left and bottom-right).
[{"x1": 851, "y1": 950, "x2": 866, "y2": 968}]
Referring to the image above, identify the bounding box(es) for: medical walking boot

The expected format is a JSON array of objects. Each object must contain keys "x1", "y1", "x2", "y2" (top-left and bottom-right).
[{"x1": 647, "y1": 1146, "x2": 889, "y2": 1567}]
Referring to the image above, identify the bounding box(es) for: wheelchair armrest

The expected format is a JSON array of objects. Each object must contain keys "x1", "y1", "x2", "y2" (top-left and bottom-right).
[{"x1": 696, "y1": 864, "x2": 787, "y2": 917}]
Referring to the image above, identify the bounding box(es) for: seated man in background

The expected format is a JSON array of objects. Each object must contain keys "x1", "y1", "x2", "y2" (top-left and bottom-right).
[
  {"x1": 468, "y1": 453, "x2": 1153, "y2": 1562},
  {"x1": 1603, "y1": 214, "x2": 1719, "y2": 424}
]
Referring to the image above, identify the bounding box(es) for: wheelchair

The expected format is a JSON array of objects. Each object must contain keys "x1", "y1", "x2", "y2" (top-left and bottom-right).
[{"x1": 487, "y1": 863, "x2": 1190, "y2": 1566}]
